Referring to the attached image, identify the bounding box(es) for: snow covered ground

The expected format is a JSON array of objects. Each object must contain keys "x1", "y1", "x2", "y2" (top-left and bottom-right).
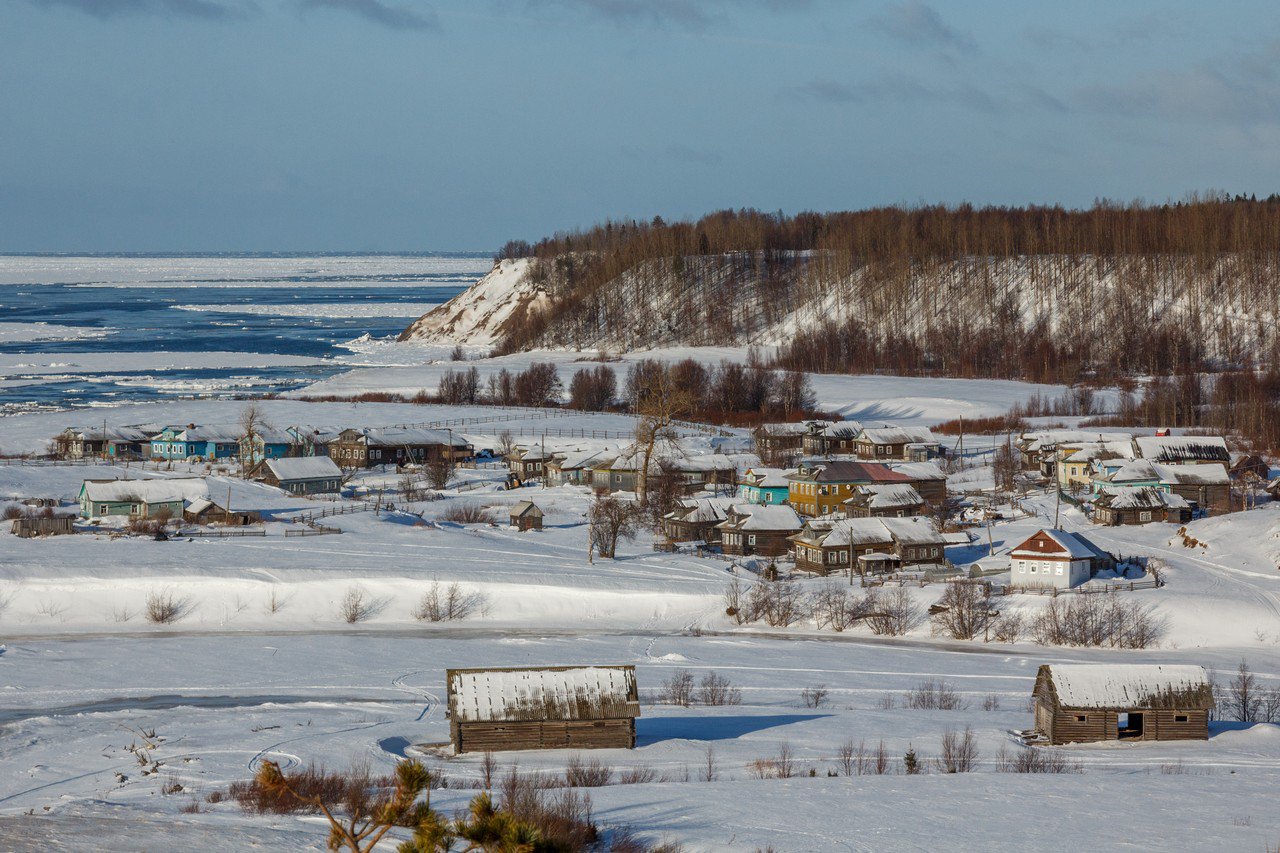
[{"x1": 2, "y1": 399, "x2": 1280, "y2": 850}]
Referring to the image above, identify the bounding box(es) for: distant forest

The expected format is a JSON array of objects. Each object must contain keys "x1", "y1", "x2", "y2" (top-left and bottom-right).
[{"x1": 485, "y1": 196, "x2": 1280, "y2": 449}]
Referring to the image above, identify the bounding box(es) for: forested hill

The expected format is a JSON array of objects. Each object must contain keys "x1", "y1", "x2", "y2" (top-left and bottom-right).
[{"x1": 401, "y1": 198, "x2": 1280, "y2": 384}]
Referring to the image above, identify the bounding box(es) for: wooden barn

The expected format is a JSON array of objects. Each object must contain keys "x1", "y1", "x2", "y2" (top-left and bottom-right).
[
  {"x1": 508, "y1": 500, "x2": 544, "y2": 531},
  {"x1": 1032, "y1": 664, "x2": 1213, "y2": 745},
  {"x1": 446, "y1": 665, "x2": 640, "y2": 754}
]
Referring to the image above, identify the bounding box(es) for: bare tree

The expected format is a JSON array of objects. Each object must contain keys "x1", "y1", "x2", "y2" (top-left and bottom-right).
[
  {"x1": 938, "y1": 727, "x2": 978, "y2": 773},
  {"x1": 589, "y1": 496, "x2": 639, "y2": 559},
  {"x1": 238, "y1": 402, "x2": 271, "y2": 473},
  {"x1": 628, "y1": 361, "x2": 696, "y2": 501},
  {"x1": 424, "y1": 457, "x2": 453, "y2": 491},
  {"x1": 930, "y1": 582, "x2": 998, "y2": 641}
]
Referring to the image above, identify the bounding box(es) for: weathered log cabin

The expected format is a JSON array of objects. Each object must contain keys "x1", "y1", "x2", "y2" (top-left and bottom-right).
[
  {"x1": 508, "y1": 500, "x2": 544, "y2": 531},
  {"x1": 852, "y1": 426, "x2": 942, "y2": 461},
  {"x1": 661, "y1": 496, "x2": 735, "y2": 545},
  {"x1": 1092, "y1": 459, "x2": 1231, "y2": 516},
  {"x1": 328, "y1": 427, "x2": 472, "y2": 469},
  {"x1": 1092, "y1": 487, "x2": 1192, "y2": 526},
  {"x1": 446, "y1": 665, "x2": 640, "y2": 753},
  {"x1": 259, "y1": 455, "x2": 344, "y2": 495},
  {"x1": 53, "y1": 425, "x2": 154, "y2": 460},
  {"x1": 716, "y1": 504, "x2": 803, "y2": 557},
  {"x1": 1032, "y1": 664, "x2": 1213, "y2": 745},
  {"x1": 790, "y1": 515, "x2": 947, "y2": 575},
  {"x1": 843, "y1": 483, "x2": 925, "y2": 518}
]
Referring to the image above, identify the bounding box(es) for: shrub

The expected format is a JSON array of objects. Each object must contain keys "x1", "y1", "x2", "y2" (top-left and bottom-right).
[
  {"x1": 145, "y1": 589, "x2": 190, "y2": 624},
  {"x1": 801, "y1": 685, "x2": 829, "y2": 708},
  {"x1": 937, "y1": 727, "x2": 978, "y2": 773},
  {"x1": 439, "y1": 503, "x2": 495, "y2": 525},
  {"x1": 339, "y1": 586, "x2": 380, "y2": 624},
  {"x1": 2, "y1": 506, "x2": 24, "y2": 521},
  {"x1": 930, "y1": 582, "x2": 997, "y2": 640},
  {"x1": 982, "y1": 693, "x2": 1001, "y2": 711},
  {"x1": 1030, "y1": 592, "x2": 1166, "y2": 649},
  {"x1": 904, "y1": 680, "x2": 966, "y2": 710},
  {"x1": 995, "y1": 745, "x2": 1082, "y2": 773},
  {"x1": 657, "y1": 670, "x2": 694, "y2": 706},
  {"x1": 412, "y1": 580, "x2": 487, "y2": 622},
  {"x1": 617, "y1": 766, "x2": 657, "y2": 784},
  {"x1": 564, "y1": 754, "x2": 613, "y2": 788},
  {"x1": 696, "y1": 672, "x2": 741, "y2": 706},
  {"x1": 864, "y1": 588, "x2": 924, "y2": 637},
  {"x1": 231, "y1": 763, "x2": 384, "y2": 815}
]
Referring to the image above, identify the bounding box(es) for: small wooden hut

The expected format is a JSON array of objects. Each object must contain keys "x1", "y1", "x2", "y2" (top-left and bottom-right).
[
  {"x1": 509, "y1": 500, "x2": 544, "y2": 531},
  {"x1": 1032, "y1": 664, "x2": 1213, "y2": 745},
  {"x1": 446, "y1": 665, "x2": 640, "y2": 753}
]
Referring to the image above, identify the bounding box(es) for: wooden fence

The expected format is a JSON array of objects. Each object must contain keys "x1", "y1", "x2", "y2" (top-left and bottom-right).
[
  {"x1": 993, "y1": 579, "x2": 1161, "y2": 596},
  {"x1": 177, "y1": 528, "x2": 266, "y2": 538}
]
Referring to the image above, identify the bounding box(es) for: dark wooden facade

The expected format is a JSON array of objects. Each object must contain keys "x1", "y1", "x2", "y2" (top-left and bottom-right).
[
  {"x1": 1032, "y1": 664, "x2": 1212, "y2": 745},
  {"x1": 11, "y1": 515, "x2": 75, "y2": 538},
  {"x1": 447, "y1": 665, "x2": 639, "y2": 754},
  {"x1": 509, "y1": 500, "x2": 544, "y2": 531}
]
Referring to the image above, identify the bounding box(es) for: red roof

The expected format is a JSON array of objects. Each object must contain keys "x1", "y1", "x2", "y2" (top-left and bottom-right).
[{"x1": 802, "y1": 461, "x2": 912, "y2": 484}]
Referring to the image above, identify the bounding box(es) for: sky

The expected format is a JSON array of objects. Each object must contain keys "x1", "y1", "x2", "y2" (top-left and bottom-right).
[{"x1": 2, "y1": 0, "x2": 1279, "y2": 251}]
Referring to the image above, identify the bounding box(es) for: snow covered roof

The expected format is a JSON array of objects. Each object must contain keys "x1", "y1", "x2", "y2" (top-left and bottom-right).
[
  {"x1": 1102, "y1": 459, "x2": 1162, "y2": 484},
  {"x1": 1020, "y1": 429, "x2": 1133, "y2": 453},
  {"x1": 886, "y1": 461, "x2": 946, "y2": 481},
  {"x1": 1094, "y1": 486, "x2": 1190, "y2": 510},
  {"x1": 446, "y1": 665, "x2": 639, "y2": 723},
  {"x1": 63, "y1": 425, "x2": 157, "y2": 443},
  {"x1": 742, "y1": 467, "x2": 792, "y2": 488},
  {"x1": 821, "y1": 422, "x2": 863, "y2": 438},
  {"x1": 1134, "y1": 435, "x2": 1229, "y2": 464},
  {"x1": 718, "y1": 504, "x2": 803, "y2": 531},
  {"x1": 792, "y1": 460, "x2": 911, "y2": 484},
  {"x1": 509, "y1": 500, "x2": 543, "y2": 518},
  {"x1": 1039, "y1": 664, "x2": 1213, "y2": 710},
  {"x1": 794, "y1": 516, "x2": 942, "y2": 548},
  {"x1": 757, "y1": 422, "x2": 810, "y2": 436},
  {"x1": 1011, "y1": 529, "x2": 1109, "y2": 560},
  {"x1": 1158, "y1": 463, "x2": 1230, "y2": 486},
  {"x1": 857, "y1": 426, "x2": 937, "y2": 445},
  {"x1": 265, "y1": 456, "x2": 342, "y2": 482},
  {"x1": 81, "y1": 477, "x2": 208, "y2": 505},
  {"x1": 667, "y1": 496, "x2": 735, "y2": 524},
  {"x1": 555, "y1": 449, "x2": 613, "y2": 470},
  {"x1": 878, "y1": 516, "x2": 947, "y2": 546},
  {"x1": 162, "y1": 424, "x2": 243, "y2": 443},
  {"x1": 1060, "y1": 440, "x2": 1135, "y2": 463},
  {"x1": 846, "y1": 483, "x2": 924, "y2": 509},
  {"x1": 184, "y1": 497, "x2": 214, "y2": 515},
  {"x1": 344, "y1": 427, "x2": 470, "y2": 447}
]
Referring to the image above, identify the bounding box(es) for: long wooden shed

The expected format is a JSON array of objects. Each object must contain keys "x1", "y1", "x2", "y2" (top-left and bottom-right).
[
  {"x1": 446, "y1": 665, "x2": 640, "y2": 754},
  {"x1": 1032, "y1": 664, "x2": 1213, "y2": 745}
]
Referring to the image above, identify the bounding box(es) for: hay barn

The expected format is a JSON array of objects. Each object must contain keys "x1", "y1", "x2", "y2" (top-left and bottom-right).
[
  {"x1": 446, "y1": 665, "x2": 639, "y2": 753},
  {"x1": 1032, "y1": 664, "x2": 1213, "y2": 745}
]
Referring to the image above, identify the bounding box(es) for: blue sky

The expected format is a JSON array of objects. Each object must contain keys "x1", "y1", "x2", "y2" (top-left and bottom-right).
[{"x1": 2, "y1": 0, "x2": 1278, "y2": 251}]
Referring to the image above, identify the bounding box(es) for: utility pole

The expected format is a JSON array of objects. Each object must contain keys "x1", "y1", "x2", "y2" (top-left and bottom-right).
[
  {"x1": 226, "y1": 484, "x2": 232, "y2": 526},
  {"x1": 956, "y1": 415, "x2": 964, "y2": 471}
]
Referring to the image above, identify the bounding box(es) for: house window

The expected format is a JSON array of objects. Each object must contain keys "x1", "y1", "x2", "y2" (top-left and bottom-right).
[
  {"x1": 1056, "y1": 565, "x2": 1064, "y2": 575},
  {"x1": 1029, "y1": 564, "x2": 1037, "y2": 574},
  {"x1": 1075, "y1": 715, "x2": 1087, "y2": 722},
  {"x1": 1175, "y1": 714, "x2": 1189, "y2": 723},
  {"x1": 748, "y1": 534, "x2": 756, "y2": 545},
  {"x1": 1139, "y1": 511, "x2": 1152, "y2": 522}
]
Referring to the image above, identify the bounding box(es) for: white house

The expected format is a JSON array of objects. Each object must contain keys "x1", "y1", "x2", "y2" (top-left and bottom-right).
[{"x1": 1009, "y1": 528, "x2": 1113, "y2": 589}]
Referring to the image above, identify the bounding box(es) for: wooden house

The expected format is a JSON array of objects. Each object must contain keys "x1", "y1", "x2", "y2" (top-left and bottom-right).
[
  {"x1": 1056, "y1": 440, "x2": 1134, "y2": 488},
  {"x1": 1032, "y1": 664, "x2": 1212, "y2": 745},
  {"x1": 843, "y1": 483, "x2": 924, "y2": 518},
  {"x1": 546, "y1": 449, "x2": 614, "y2": 487},
  {"x1": 853, "y1": 426, "x2": 941, "y2": 461},
  {"x1": 1009, "y1": 529, "x2": 1113, "y2": 589},
  {"x1": 1092, "y1": 460, "x2": 1230, "y2": 516},
  {"x1": 661, "y1": 496, "x2": 735, "y2": 545},
  {"x1": 1092, "y1": 487, "x2": 1192, "y2": 526},
  {"x1": 716, "y1": 504, "x2": 803, "y2": 557},
  {"x1": 509, "y1": 447, "x2": 550, "y2": 481},
  {"x1": 753, "y1": 422, "x2": 808, "y2": 463},
  {"x1": 1017, "y1": 430, "x2": 1134, "y2": 475},
  {"x1": 786, "y1": 460, "x2": 915, "y2": 517},
  {"x1": 1133, "y1": 435, "x2": 1230, "y2": 468},
  {"x1": 150, "y1": 425, "x2": 242, "y2": 461},
  {"x1": 183, "y1": 498, "x2": 259, "y2": 526},
  {"x1": 78, "y1": 478, "x2": 206, "y2": 519},
  {"x1": 790, "y1": 516, "x2": 947, "y2": 575},
  {"x1": 328, "y1": 427, "x2": 472, "y2": 469},
  {"x1": 446, "y1": 665, "x2": 640, "y2": 753},
  {"x1": 53, "y1": 425, "x2": 154, "y2": 460},
  {"x1": 238, "y1": 428, "x2": 301, "y2": 467},
  {"x1": 886, "y1": 462, "x2": 948, "y2": 504},
  {"x1": 260, "y1": 456, "x2": 343, "y2": 495},
  {"x1": 11, "y1": 515, "x2": 75, "y2": 538},
  {"x1": 509, "y1": 500, "x2": 544, "y2": 531},
  {"x1": 736, "y1": 467, "x2": 793, "y2": 505},
  {"x1": 1230, "y1": 453, "x2": 1271, "y2": 483}
]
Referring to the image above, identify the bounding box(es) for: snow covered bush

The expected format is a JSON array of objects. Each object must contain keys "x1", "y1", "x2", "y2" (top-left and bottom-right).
[
  {"x1": 412, "y1": 581, "x2": 487, "y2": 622},
  {"x1": 904, "y1": 680, "x2": 966, "y2": 711}
]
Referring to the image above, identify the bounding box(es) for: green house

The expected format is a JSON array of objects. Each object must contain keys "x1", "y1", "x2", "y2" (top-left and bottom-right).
[{"x1": 78, "y1": 478, "x2": 202, "y2": 519}]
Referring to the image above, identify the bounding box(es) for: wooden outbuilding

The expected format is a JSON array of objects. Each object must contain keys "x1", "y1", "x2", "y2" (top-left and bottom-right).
[
  {"x1": 446, "y1": 665, "x2": 640, "y2": 753},
  {"x1": 11, "y1": 515, "x2": 75, "y2": 538},
  {"x1": 1032, "y1": 664, "x2": 1213, "y2": 745},
  {"x1": 509, "y1": 500, "x2": 544, "y2": 531}
]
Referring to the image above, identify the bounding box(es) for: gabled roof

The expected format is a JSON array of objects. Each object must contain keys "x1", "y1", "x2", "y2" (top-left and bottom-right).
[
  {"x1": 717, "y1": 503, "x2": 803, "y2": 532},
  {"x1": 1133, "y1": 435, "x2": 1229, "y2": 464},
  {"x1": 81, "y1": 477, "x2": 207, "y2": 505},
  {"x1": 340, "y1": 427, "x2": 470, "y2": 447},
  {"x1": 1039, "y1": 664, "x2": 1213, "y2": 710},
  {"x1": 887, "y1": 461, "x2": 947, "y2": 482},
  {"x1": 666, "y1": 496, "x2": 735, "y2": 524},
  {"x1": 1019, "y1": 429, "x2": 1133, "y2": 453},
  {"x1": 791, "y1": 460, "x2": 911, "y2": 484},
  {"x1": 265, "y1": 455, "x2": 342, "y2": 482},
  {"x1": 1011, "y1": 528, "x2": 1109, "y2": 560},
  {"x1": 742, "y1": 467, "x2": 793, "y2": 489},
  {"x1": 447, "y1": 665, "x2": 638, "y2": 723},
  {"x1": 792, "y1": 515, "x2": 943, "y2": 548},
  {"x1": 857, "y1": 426, "x2": 937, "y2": 445},
  {"x1": 1094, "y1": 486, "x2": 1190, "y2": 510},
  {"x1": 509, "y1": 500, "x2": 543, "y2": 518},
  {"x1": 555, "y1": 449, "x2": 614, "y2": 471},
  {"x1": 1060, "y1": 440, "x2": 1135, "y2": 464},
  {"x1": 846, "y1": 483, "x2": 924, "y2": 509}
]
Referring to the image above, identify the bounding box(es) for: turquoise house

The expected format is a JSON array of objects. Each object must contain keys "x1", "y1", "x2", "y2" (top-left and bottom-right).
[
  {"x1": 737, "y1": 467, "x2": 793, "y2": 505},
  {"x1": 1090, "y1": 459, "x2": 1166, "y2": 497},
  {"x1": 150, "y1": 425, "x2": 241, "y2": 461}
]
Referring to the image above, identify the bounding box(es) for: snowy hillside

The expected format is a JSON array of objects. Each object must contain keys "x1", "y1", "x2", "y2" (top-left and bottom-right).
[
  {"x1": 397, "y1": 253, "x2": 1280, "y2": 365},
  {"x1": 398, "y1": 259, "x2": 546, "y2": 346}
]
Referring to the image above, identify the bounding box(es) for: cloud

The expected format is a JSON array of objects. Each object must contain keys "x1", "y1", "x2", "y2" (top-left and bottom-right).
[
  {"x1": 25, "y1": 0, "x2": 250, "y2": 18},
  {"x1": 791, "y1": 73, "x2": 1005, "y2": 113},
  {"x1": 1076, "y1": 67, "x2": 1280, "y2": 126},
  {"x1": 868, "y1": 1, "x2": 975, "y2": 53},
  {"x1": 300, "y1": 0, "x2": 438, "y2": 29},
  {"x1": 521, "y1": 0, "x2": 813, "y2": 32}
]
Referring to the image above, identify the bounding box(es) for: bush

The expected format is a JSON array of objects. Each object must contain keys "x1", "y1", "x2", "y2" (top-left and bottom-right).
[
  {"x1": 801, "y1": 685, "x2": 829, "y2": 708},
  {"x1": 747, "y1": 579, "x2": 807, "y2": 628},
  {"x1": 864, "y1": 588, "x2": 924, "y2": 637},
  {"x1": 696, "y1": 672, "x2": 741, "y2": 706},
  {"x1": 995, "y1": 745, "x2": 1082, "y2": 773},
  {"x1": 656, "y1": 670, "x2": 695, "y2": 707},
  {"x1": 904, "y1": 680, "x2": 967, "y2": 710},
  {"x1": 439, "y1": 503, "x2": 495, "y2": 524},
  {"x1": 1030, "y1": 592, "x2": 1166, "y2": 649},
  {"x1": 930, "y1": 582, "x2": 997, "y2": 640},
  {"x1": 937, "y1": 727, "x2": 978, "y2": 773},
  {"x1": 564, "y1": 754, "x2": 613, "y2": 788},
  {"x1": 412, "y1": 581, "x2": 487, "y2": 622},
  {"x1": 339, "y1": 585, "x2": 381, "y2": 623},
  {"x1": 145, "y1": 589, "x2": 190, "y2": 624},
  {"x1": 231, "y1": 763, "x2": 384, "y2": 814},
  {"x1": 2, "y1": 506, "x2": 25, "y2": 521}
]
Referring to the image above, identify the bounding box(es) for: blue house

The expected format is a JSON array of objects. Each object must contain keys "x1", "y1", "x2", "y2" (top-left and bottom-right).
[
  {"x1": 239, "y1": 428, "x2": 300, "y2": 466},
  {"x1": 737, "y1": 467, "x2": 793, "y2": 505},
  {"x1": 150, "y1": 425, "x2": 241, "y2": 461}
]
